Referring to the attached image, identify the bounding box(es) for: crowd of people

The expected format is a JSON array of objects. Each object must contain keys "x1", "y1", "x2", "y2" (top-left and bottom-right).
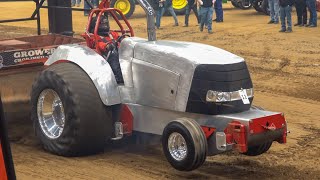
[
  {"x1": 269, "y1": 0, "x2": 317, "y2": 33},
  {"x1": 71, "y1": 0, "x2": 317, "y2": 33},
  {"x1": 153, "y1": 0, "x2": 224, "y2": 34}
]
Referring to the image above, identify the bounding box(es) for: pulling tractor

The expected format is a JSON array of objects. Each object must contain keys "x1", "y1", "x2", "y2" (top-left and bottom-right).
[{"x1": 0, "y1": 0, "x2": 287, "y2": 171}]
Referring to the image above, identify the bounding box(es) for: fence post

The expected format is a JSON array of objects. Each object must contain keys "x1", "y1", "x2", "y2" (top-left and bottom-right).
[{"x1": 47, "y1": 0, "x2": 74, "y2": 36}]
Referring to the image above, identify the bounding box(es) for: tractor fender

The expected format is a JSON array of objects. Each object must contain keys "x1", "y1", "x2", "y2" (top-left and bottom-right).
[{"x1": 45, "y1": 44, "x2": 121, "y2": 106}]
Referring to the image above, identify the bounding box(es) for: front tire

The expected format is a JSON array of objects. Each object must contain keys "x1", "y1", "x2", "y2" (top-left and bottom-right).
[
  {"x1": 162, "y1": 119, "x2": 207, "y2": 171},
  {"x1": 31, "y1": 63, "x2": 113, "y2": 156}
]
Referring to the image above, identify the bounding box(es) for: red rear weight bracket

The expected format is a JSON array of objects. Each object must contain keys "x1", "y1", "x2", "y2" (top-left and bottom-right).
[{"x1": 224, "y1": 121, "x2": 247, "y2": 153}]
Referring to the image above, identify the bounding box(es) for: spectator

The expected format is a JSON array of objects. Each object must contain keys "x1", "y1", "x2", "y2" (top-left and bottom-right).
[
  {"x1": 294, "y1": 0, "x2": 307, "y2": 26},
  {"x1": 268, "y1": 0, "x2": 280, "y2": 24},
  {"x1": 161, "y1": 0, "x2": 179, "y2": 26},
  {"x1": 199, "y1": 0, "x2": 215, "y2": 34},
  {"x1": 184, "y1": 0, "x2": 200, "y2": 27},
  {"x1": 279, "y1": 0, "x2": 294, "y2": 32},
  {"x1": 155, "y1": 0, "x2": 166, "y2": 29},
  {"x1": 214, "y1": 0, "x2": 223, "y2": 22},
  {"x1": 84, "y1": 0, "x2": 99, "y2": 16},
  {"x1": 306, "y1": 0, "x2": 317, "y2": 27},
  {"x1": 72, "y1": 0, "x2": 82, "y2": 7}
]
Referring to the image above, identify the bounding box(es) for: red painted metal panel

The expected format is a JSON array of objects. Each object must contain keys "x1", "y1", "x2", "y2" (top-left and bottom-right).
[
  {"x1": 249, "y1": 113, "x2": 286, "y2": 134},
  {"x1": 0, "y1": 142, "x2": 8, "y2": 180},
  {"x1": 120, "y1": 105, "x2": 133, "y2": 135}
]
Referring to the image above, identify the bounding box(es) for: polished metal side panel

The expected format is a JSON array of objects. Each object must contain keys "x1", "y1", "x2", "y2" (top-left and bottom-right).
[
  {"x1": 119, "y1": 38, "x2": 138, "y2": 103},
  {"x1": 132, "y1": 58, "x2": 180, "y2": 110},
  {"x1": 131, "y1": 38, "x2": 195, "y2": 112},
  {"x1": 45, "y1": 44, "x2": 121, "y2": 105}
]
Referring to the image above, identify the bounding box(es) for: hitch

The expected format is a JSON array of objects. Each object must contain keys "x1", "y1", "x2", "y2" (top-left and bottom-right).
[{"x1": 224, "y1": 121, "x2": 247, "y2": 153}]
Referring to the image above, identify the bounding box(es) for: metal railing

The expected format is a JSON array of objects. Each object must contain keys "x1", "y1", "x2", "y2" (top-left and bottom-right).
[{"x1": 0, "y1": 0, "x2": 95, "y2": 35}]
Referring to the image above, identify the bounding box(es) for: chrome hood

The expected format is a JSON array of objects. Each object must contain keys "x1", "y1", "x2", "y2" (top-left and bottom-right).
[
  {"x1": 119, "y1": 37, "x2": 249, "y2": 113},
  {"x1": 121, "y1": 37, "x2": 244, "y2": 67}
]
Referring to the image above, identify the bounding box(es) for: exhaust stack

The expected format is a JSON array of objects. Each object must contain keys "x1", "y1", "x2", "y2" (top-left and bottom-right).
[{"x1": 136, "y1": 0, "x2": 156, "y2": 41}]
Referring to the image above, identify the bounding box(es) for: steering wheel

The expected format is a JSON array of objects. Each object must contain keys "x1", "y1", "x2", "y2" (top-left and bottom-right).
[{"x1": 117, "y1": 34, "x2": 131, "y2": 44}]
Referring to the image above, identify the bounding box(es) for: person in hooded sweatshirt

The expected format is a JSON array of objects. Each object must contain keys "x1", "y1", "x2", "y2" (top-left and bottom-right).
[
  {"x1": 294, "y1": 0, "x2": 308, "y2": 26},
  {"x1": 305, "y1": 0, "x2": 317, "y2": 27},
  {"x1": 279, "y1": 0, "x2": 294, "y2": 32}
]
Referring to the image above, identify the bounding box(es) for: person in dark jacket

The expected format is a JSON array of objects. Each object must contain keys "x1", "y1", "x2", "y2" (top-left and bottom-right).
[
  {"x1": 161, "y1": 0, "x2": 179, "y2": 26},
  {"x1": 199, "y1": 0, "x2": 214, "y2": 34},
  {"x1": 306, "y1": 0, "x2": 317, "y2": 27},
  {"x1": 214, "y1": 0, "x2": 223, "y2": 22},
  {"x1": 294, "y1": 0, "x2": 308, "y2": 26},
  {"x1": 279, "y1": 0, "x2": 294, "y2": 32},
  {"x1": 184, "y1": 0, "x2": 200, "y2": 26},
  {"x1": 268, "y1": 0, "x2": 280, "y2": 24},
  {"x1": 84, "y1": 0, "x2": 99, "y2": 16},
  {"x1": 154, "y1": 0, "x2": 166, "y2": 29}
]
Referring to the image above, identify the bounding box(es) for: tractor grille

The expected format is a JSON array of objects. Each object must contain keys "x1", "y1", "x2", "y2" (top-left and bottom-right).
[{"x1": 186, "y1": 62, "x2": 253, "y2": 115}]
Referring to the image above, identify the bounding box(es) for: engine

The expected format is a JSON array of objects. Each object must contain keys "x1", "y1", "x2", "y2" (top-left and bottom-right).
[{"x1": 119, "y1": 37, "x2": 253, "y2": 115}]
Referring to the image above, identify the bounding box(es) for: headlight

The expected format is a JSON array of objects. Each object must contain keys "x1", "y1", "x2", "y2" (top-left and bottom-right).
[
  {"x1": 206, "y1": 91, "x2": 230, "y2": 102},
  {"x1": 206, "y1": 88, "x2": 254, "y2": 102}
]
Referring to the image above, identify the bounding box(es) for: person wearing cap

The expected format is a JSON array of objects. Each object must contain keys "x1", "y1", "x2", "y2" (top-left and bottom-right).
[
  {"x1": 306, "y1": 0, "x2": 317, "y2": 27},
  {"x1": 84, "y1": 0, "x2": 99, "y2": 16},
  {"x1": 199, "y1": 0, "x2": 215, "y2": 34},
  {"x1": 268, "y1": 0, "x2": 280, "y2": 24},
  {"x1": 161, "y1": 0, "x2": 179, "y2": 26},
  {"x1": 184, "y1": 0, "x2": 200, "y2": 27},
  {"x1": 214, "y1": 0, "x2": 223, "y2": 22},
  {"x1": 294, "y1": 0, "x2": 307, "y2": 26}
]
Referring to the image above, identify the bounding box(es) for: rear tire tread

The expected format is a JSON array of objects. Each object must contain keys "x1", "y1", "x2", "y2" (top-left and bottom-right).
[{"x1": 31, "y1": 63, "x2": 112, "y2": 157}]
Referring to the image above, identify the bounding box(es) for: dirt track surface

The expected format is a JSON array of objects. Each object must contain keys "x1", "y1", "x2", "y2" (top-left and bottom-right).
[{"x1": 1, "y1": 2, "x2": 320, "y2": 179}]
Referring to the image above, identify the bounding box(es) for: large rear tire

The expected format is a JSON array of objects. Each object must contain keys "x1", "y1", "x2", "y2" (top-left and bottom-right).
[
  {"x1": 111, "y1": 0, "x2": 135, "y2": 19},
  {"x1": 252, "y1": 0, "x2": 264, "y2": 12},
  {"x1": 238, "y1": 0, "x2": 253, "y2": 10},
  {"x1": 31, "y1": 63, "x2": 113, "y2": 156},
  {"x1": 231, "y1": 0, "x2": 240, "y2": 8},
  {"x1": 243, "y1": 141, "x2": 272, "y2": 156},
  {"x1": 162, "y1": 119, "x2": 207, "y2": 171}
]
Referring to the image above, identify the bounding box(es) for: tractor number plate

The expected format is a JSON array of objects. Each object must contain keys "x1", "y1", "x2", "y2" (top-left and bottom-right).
[{"x1": 239, "y1": 89, "x2": 250, "y2": 104}]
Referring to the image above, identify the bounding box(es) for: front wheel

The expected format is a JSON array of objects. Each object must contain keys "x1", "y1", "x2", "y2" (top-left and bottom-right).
[
  {"x1": 31, "y1": 63, "x2": 113, "y2": 156},
  {"x1": 162, "y1": 119, "x2": 207, "y2": 171}
]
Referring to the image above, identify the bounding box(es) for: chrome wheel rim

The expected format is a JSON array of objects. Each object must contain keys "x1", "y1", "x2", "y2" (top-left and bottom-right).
[
  {"x1": 168, "y1": 132, "x2": 188, "y2": 161},
  {"x1": 37, "y1": 89, "x2": 65, "y2": 139}
]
